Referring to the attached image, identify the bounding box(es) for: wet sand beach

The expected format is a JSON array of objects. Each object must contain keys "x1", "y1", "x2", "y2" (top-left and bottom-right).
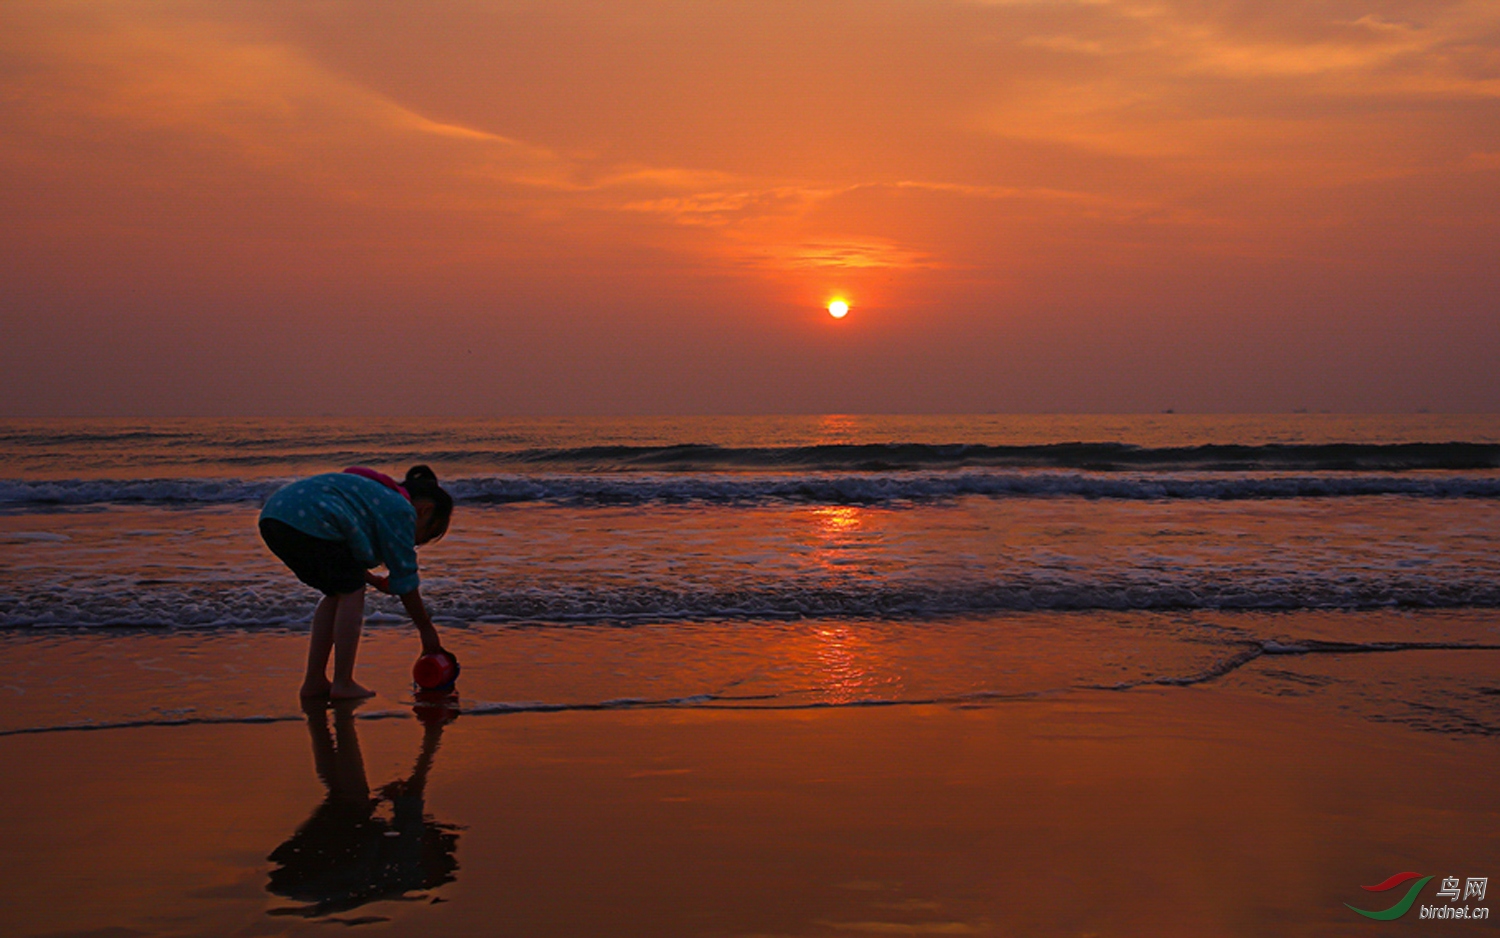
[{"x1": 1, "y1": 613, "x2": 1497, "y2": 938}]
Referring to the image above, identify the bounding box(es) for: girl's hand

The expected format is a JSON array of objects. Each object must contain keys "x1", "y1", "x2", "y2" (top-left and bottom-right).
[{"x1": 365, "y1": 572, "x2": 391, "y2": 593}]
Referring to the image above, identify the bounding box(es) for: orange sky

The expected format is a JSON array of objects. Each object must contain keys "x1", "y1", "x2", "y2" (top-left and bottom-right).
[{"x1": 2, "y1": 0, "x2": 1497, "y2": 414}]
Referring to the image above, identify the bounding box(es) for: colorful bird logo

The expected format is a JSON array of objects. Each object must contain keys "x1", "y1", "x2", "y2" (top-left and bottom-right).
[{"x1": 1346, "y1": 872, "x2": 1434, "y2": 920}]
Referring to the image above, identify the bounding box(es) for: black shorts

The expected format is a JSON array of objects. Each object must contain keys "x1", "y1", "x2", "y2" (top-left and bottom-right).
[{"x1": 259, "y1": 518, "x2": 366, "y2": 596}]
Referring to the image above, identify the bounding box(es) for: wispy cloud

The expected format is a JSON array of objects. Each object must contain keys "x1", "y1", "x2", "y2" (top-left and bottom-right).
[
  {"x1": 815, "y1": 921, "x2": 979, "y2": 935},
  {"x1": 2, "y1": 0, "x2": 1494, "y2": 290},
  {"x1": 743, "y1": 238, "x2": 939, "y2": 271},
  {"x1": 973, "y1": 0, "x2": 1500, "y2": 174}
]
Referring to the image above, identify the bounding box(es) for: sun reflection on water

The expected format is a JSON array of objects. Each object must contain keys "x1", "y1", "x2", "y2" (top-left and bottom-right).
[
  {"x1": 815, "y1": 505, "x2": 863, "y2": 534},
  {"x1": 813, "y1": 624, "x2": 876, "y2": 703}
]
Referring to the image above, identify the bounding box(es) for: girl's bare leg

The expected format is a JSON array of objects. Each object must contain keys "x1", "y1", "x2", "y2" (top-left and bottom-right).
[
  {"x1": 330, "y1": 589, "x2": 375, "y2": 699},
  {"x1": 301, "y1": 594, "x2": 338, "y2": 697}
]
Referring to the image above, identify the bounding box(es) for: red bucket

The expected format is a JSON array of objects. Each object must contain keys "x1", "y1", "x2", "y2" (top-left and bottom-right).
[{"x1": 412, "y1": 651, "x2": 459, "y2": 691}]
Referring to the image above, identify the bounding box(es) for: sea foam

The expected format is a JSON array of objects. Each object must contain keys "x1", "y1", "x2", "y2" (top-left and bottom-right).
[{"x1": 4, "y1": 471, "x2": 1500, "y2": 508}]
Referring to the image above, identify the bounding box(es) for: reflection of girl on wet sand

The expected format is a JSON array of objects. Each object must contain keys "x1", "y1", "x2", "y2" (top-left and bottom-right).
[{"x1": 266, "y1": 699, "x2": 461, "y2": 920}]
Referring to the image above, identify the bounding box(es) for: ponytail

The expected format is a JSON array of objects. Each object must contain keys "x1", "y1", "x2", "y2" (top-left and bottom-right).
[{"x1": 404, "y1": 464, "x2": 454, "y2": 541}]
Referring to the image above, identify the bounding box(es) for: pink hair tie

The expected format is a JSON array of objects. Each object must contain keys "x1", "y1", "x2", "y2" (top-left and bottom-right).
[{"x1": 343, "y1": 466, "x2": 410, "y2": 501}]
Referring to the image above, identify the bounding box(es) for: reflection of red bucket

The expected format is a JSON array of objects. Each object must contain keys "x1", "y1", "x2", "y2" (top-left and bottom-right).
[
  {"x1": 413, "y1": 690, "x2": 460, "y2": 726},
  {"x1": 412, "y1": 652, "x2": 458, "y2": 691}
]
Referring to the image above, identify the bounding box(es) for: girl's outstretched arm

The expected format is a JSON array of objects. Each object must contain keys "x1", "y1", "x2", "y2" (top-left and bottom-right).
[{"x1": 399, "y1": 588, "x2": 442, "y2": 655}]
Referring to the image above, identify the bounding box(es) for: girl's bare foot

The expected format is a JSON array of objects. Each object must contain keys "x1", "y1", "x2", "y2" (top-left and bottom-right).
[
  {"x1": 329, "y1": 679, "x2": 376, "y2": 700},
  {"x1": 300, "y1": 677, "x2": 332, "y2": 698}
]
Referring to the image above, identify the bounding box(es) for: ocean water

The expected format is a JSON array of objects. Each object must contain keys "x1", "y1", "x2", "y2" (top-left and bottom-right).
[{"x1": 2, "y1": 415, "x2": 1499, "y2": 736}]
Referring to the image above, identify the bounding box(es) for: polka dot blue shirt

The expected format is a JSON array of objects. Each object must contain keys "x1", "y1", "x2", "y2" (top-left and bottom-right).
[{"x1": 261, "y1": 473, "x2": 421, "y2": 595}]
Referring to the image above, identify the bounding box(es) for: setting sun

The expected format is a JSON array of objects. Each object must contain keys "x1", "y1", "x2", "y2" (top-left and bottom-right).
[{"x1": 827, "y1": 300, "x2": 849, "y2": 319}]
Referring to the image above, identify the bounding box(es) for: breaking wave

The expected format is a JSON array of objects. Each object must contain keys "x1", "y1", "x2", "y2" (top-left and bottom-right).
[
  {"x1": 487, "y1": 441, "x2": 1500, "y2": 472},
  {"x1": 5, "y1": 470, "x2": 1500, "y2": 508},
  {"x1": 8, "y1": 573, "x2": 1500, "y2": 629}
]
